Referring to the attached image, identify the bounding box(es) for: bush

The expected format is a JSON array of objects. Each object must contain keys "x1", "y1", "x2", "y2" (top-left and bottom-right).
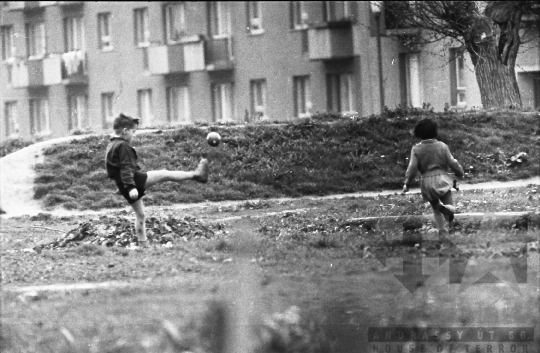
[{"x1": 0, "y1": 138, "x2": 34, "y2": 157}]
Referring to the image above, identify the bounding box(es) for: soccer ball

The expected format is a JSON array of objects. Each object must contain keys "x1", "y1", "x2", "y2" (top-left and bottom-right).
[{"x1": 207, "y1": 132, "x2": 221, "y2": 147}]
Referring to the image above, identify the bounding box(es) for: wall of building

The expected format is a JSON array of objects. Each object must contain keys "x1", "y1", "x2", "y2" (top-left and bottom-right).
[{"x1": 1, "y1": 1, "x2": 539, "y2": 143}]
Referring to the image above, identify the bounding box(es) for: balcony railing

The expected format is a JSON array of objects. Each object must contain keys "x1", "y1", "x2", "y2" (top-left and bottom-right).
[
  {"x1": 148, "y1": 39, "x2": 205, "y2": 75},
  {"x1": 6, "y1": 1, "x2": 41, "y2": 11},
  {"x1": 57, "y1": 1, "x2": 84, "y2": 6},
  {"x1": 308, "y1": 21, "x2": 354, "y2": 60},
  {"x1": 383, "y1": 1, "x2": 420, "y2": 36},
  {"x1": 61, "y1": 50, "x2": 88, "y2": 84},
  {"x1": 9, "y1": 56, "x2": 63, "y2": 88},
  {"x1": 205, "y1": 37, "x2": 234, "y2": 71},
  {"x1": 10, "y1": 60, "x2": 29, "y2": 88}
]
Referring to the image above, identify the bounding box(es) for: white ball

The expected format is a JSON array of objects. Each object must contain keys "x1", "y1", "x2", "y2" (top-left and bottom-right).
[{"x1": 207, "y1": 132, "x2": 221, "y2": 147}]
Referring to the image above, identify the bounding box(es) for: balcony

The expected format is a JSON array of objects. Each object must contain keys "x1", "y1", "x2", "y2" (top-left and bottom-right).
[
  {"x1": 308, "y1": 21, "x2": 354, "y2": 60},
  {"x1": 57, "y1": 1, "x2": 84, "y2": 6},
  {"x1": 148, "y1": 40, "x2": 205, "y2": 75},
  {"x1": 6, "y1": 1, "x2": 41, "y2": 11},
  {"x1": 60, "y1": 50, "x2": 88, "y2": 85},
  {"x1": 383, "y1": 1, "x2": 420, "y2": 36},
  {"x1": 9, "y1": 56, "x2": 62, "y2": 88},
  {"x1": 205, "y1": 37, "x2": 234, "y2": 71}
]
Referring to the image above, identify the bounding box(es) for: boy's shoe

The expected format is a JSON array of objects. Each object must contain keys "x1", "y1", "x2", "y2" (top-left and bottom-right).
[{"x1": 193, "y1": 159, "x2": 209, "y2": 183}]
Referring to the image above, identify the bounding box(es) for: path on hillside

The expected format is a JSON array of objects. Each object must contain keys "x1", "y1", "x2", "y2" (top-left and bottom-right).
[{"x1": 1, "y1": 133, "x2": 539, "y2": 218}]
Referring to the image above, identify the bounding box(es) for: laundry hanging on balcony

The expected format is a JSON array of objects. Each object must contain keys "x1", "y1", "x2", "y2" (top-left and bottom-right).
[{"x1": 61, "y1": 50, "x2": 85, "y2": 76}]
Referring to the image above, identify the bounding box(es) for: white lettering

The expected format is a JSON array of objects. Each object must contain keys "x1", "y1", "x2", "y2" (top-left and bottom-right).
[{"x1": 433, "y1": 330, "x2": 439, "y2": 340}]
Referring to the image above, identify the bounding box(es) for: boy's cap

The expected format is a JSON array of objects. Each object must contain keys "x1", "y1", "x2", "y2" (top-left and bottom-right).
[{"x1": 113, "y1": 113, "x2": 140, "y2": 130}]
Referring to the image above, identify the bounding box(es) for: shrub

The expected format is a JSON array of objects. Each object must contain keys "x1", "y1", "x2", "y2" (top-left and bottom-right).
[{"x1": 0, "y1": 137, "x2": 34, "y2": 157}]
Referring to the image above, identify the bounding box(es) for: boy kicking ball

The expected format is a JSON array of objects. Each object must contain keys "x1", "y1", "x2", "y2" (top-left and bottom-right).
[{"x1": 105, "y1": 113, "x2": 209, "y2": 248}]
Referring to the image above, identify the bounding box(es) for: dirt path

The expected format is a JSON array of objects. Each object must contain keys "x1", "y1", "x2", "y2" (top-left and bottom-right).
[{"x1": 0, "y1": 131, "x2": 161, "y2": 217}]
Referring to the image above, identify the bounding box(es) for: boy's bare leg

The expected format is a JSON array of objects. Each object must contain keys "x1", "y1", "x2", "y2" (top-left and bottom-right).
[
  {"x1": 144, "y1": 159, "x2": 208, "y2": 189},
  {"x1": 440, "y1": 191, "x2": 455, "y2": 216},
  {"x1": 130, "y1": 199, "x2": 148, "y2": 246},
  {"x1": 430, "y1": 203, "x2": 448, "y2": 234}
]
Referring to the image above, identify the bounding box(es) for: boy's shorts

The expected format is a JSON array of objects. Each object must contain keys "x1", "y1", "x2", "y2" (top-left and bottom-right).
[{"x1": 115, "y1": 171, "x2": 148, "y2": 204}]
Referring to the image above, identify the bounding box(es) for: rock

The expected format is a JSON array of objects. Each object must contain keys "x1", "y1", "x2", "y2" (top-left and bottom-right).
[{"x1": 403, "y1": 217, "x2": 423, "y2": 232}]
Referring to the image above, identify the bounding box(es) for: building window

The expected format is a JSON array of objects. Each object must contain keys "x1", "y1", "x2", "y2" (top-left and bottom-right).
[
  {"x1": 324, "y1": 1, "x2": 351, "y2": 22},
  {"x1": 30, "y1": 98, "x2": 50, "y2": 135},
  {"x1": 165, "y1": 2, "x2": 186, "y2": 43},
  {"x1": 211, "y1": 83, "x2": 234, "y2": 122},
  {"x1": 1, "y1": 25, "x2": 15, "y2": 61},
  {"x1": 167, "y1": 86, "x2": 191, "y2": 124},
  {"x1": 250, "y1": 79, "x2": 267, "y2": 119},
  {"x1": 4, "y1": 101, "x2": 19, "y2": 137},
  {"x1": 64, "y1": 16, "x2": 85, "y2": 52},
  {"x1": 134, "y1": 8, "x2": 150, "y2": 47},
  {"x1": 209, "y1": 2, "x2": 230, "y2": 38},
  {"x1": 97, "y1": 13, "x2": 113, "y2": 51},
  {"x1": 137, "y1": 89, "x2": 153, "y2": 126},
  {"x1": 246, "y1": 2, "x2": 263, "y2": 34},
  {"x1": 101, "y1": 92, "x2": 114, "y2": 128},
  {"x1": 293, "y1": 76, "x2": 311, "y2": 118},
  {"x1": 291, "y1": 1, "x2": 308, "y2": 29},
  {"x1": 326, "y1": 73, "x2": 355, "y2": 113},
  {"x1": 68, "y1": 95, "x2": 88, "y2": 131},
  {"x1": 26, "y1": 22, "x2": 46, "y2": 58},
  {"x1": 450, "y1": 48, "x2": 467, "y2": 107},
  {"x1": 404, "y1": 53, "x2": 421, "y2": 108}
]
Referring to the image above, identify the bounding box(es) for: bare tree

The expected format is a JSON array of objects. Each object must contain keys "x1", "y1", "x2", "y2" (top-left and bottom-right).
[{"x1": 383, "y1": 1, "x2": 540, "y2": 109}]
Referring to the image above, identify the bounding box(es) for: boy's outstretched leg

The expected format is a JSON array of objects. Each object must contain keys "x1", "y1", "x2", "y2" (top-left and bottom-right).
[
  {"x1": 131, "y1": 199, "x2": 148, "y2": 247},
  {"x1": 144, "y1": 159, "x2": 209, "y2": 189}
]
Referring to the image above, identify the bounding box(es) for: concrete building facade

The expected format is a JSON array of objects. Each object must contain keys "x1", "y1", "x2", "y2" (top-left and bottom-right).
[{"x1": 1, "y1": 1, "x2": 539, "y2": 141}]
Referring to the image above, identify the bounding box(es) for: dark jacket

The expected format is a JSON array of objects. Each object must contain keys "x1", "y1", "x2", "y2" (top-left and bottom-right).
[{"x1": 105, "y1": 137, "x2": 141, "y2": 191}]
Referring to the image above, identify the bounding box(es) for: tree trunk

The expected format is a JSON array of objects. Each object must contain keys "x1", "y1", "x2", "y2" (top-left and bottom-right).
[
  {"x1": 473, "y1": 47, "x2": 522, "y2": 109},
  {"x1": 466, "y1": 23, "x2": 522, "y2": 109}
]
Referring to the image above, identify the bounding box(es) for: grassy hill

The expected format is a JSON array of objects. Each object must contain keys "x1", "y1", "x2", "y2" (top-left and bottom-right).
[{"x1": 32, "y1": 110, "x2": 540, "y2": 211}]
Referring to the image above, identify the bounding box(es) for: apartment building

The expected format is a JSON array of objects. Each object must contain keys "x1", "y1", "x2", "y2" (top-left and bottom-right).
[{"x1": 1, "y1": 1, "x2": 539, "y2": 141}]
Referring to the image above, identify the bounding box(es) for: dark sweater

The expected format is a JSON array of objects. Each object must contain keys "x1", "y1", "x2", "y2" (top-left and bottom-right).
[{"x1": 105, "y1": 137, "x2": 141, "y2": 191}]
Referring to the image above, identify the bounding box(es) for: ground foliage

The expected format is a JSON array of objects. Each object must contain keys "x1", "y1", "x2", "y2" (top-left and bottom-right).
[
  {"x1": 34, "y1": 214, "x2": 220, "y2": 251},
  {"x1": 0, "y1": 137, "x2": 35, "y2": 158},
  {"x1": 31, "y1": 110, "x2": 540, "y2": 210}
]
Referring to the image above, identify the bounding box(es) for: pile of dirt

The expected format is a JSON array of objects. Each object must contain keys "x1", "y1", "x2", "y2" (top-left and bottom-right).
[{"x1": 35, "y1": 215, "x2": 221, "y2": 250}]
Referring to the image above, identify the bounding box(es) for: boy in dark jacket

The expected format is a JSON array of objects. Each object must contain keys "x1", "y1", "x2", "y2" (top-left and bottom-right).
[{"x1": 105, "y1": 113, "x2": 208, "y2": 247}]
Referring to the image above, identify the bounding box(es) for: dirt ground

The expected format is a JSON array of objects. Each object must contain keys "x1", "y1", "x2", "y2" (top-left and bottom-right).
[{"x1": 1, "y1": 193, "x2": 539, "y2": 353}]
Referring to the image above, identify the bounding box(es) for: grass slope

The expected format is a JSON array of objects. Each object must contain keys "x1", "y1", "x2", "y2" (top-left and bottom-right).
[{"x1": 32, "y1": 110, "x2": 540, "y2": 211}]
